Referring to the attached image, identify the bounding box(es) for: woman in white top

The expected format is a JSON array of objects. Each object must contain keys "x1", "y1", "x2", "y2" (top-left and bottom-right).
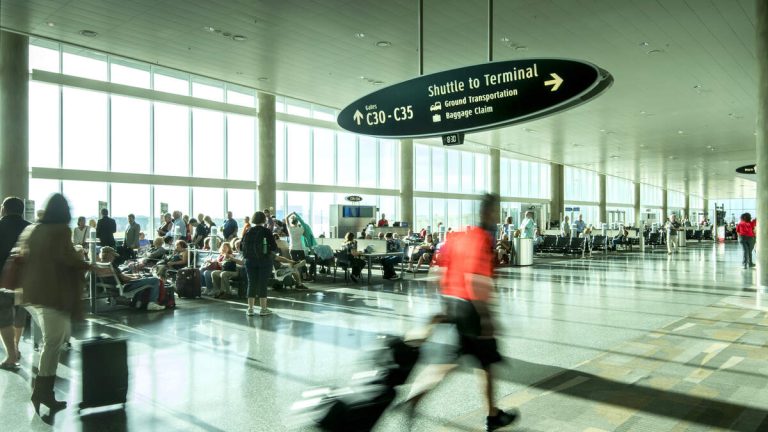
[
  {"x1": 285, "y1": 212, "x2": 309, "y2": 281},
  {"x1": 72, "y1": 216, "x2": 89, "y2": 248}
]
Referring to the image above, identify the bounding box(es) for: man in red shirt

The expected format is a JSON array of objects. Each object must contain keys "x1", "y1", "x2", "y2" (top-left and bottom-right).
[
  {"x1": 377, "y1": 213, "x2": 389, "y2": 227},
  {"x1": 406, "y1": 193, "x2": 518, "y2": 431}
]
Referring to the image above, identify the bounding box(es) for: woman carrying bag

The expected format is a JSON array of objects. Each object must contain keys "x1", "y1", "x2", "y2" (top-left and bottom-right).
[{"x1": 16, "y1": 194, "x2": 90, "y2": 417}]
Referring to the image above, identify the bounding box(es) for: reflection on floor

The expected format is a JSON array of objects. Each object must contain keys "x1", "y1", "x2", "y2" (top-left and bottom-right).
[{"x1": 1, "y1": 241, "x2": 766, "y2": 431}]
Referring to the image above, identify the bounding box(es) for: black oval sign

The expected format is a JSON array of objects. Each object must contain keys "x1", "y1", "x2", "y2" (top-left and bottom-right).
[
  {"x1": 345, "y1": 195, "x2": 363, "y2": 202},
  {"x1": 736, "y1": 164, "x2": 756, "y2": 174},
  {"x1": 338, "y1": 58, "x2": 612, "y2": 138}
]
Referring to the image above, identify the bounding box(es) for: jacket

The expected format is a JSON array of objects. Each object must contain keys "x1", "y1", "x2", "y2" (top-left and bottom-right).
[
  {"x1": 124, "y1": 222, "x2": 141, "y2": 249},
  {"x1": 96, "y1": 216, "x2": 117, "y2": 247},
  {"x1": 17, "y1": 224, "x2": 90, "y2": 320}
]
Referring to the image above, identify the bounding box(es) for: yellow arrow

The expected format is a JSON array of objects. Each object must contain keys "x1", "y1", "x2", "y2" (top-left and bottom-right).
[{"x1": 544, "y1": 73, "x2": 563, "y2": 91}]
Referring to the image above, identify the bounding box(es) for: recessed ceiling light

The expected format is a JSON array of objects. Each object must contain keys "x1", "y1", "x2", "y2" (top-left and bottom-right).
[
  {"x1": 647, "y1": 49, "x2": 664, "y2": 54},
  {"x1": 203, "y1": 26, "x2": 216, "y2": 32},
  {"x1": 639, "y1": 42, "x2": 649, "y2": 47},
  {"x1": 610, "y1": 155, "x2": 620, "y2": 159},
  {"x1": 375, "y1": 41, "x2": 392, "y2": 48},
  {"x1": 79, "y1": 30, "x2": 98, "y2": 37},
  {"x1": 232, "y1": 35, "x2": 247, "y2": 41},
  {"x1": 693, "y1": 84, "x2": 702, "y2": 89},
  {"x1": 222, "y1": 32, "x2": 232, "y2": 37},
  {"x1": 524, "y1": 128, "x2": 536, "y2": 133},
  {"x1": 46, "y1": 22, "x2": 55, "y2": 27},
  {"x1": 514, "y1": 45, "x2": 528, "y2": 51},
  {"x1": 500, "y1": 36, "x2": 510, "y2": 42},
  {"x1": 639, "y1": 144, "x2": 646, "y2": 147},
  {"x1": 372, "y1": 80, "x2": 384, "y2": 85},
  {"x1": 257, "y1": 77, "x2": 268, "y2": 82},
  {"x1": 677, "y1": 130, "x2": 684, "y2": 134},
  {"x1": 668, "y1": 156, "x2": 677, "y2": 159},
  {"x1": 354, "y1": 32, "x2": 366, "y2": 39}
]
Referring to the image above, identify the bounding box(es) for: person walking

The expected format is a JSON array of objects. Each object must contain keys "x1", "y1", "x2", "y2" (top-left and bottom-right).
[
  {"x1": 96, "y1": 208, "x2": 117, "y2": 247},
  {"x1": 736, "y1": 213, "x2": 757, "y2": 269},
  {"x1": 665, "y1": 214, "x2": 681, "y2": 255},
  {"x1": 562, "y1": 216, "x2": 571, "y2": 238},
  {"x1": 124, "y1": 213, "x2": 141, "y2": 250},
  {"x1": 0, "y1": 197, "x2": 31, "y2": 370},
  {"x1": 404, "y1": 193, "x2": 519, "y2": 431},
  {"x1": 241, "y1": 211, "x2": 277, "y2": 316},
  {"x1": 17, "y1": 194, "x2": 90, "y2": 417}
]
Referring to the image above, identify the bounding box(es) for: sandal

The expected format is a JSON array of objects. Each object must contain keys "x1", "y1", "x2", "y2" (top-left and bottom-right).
[{"x1": 0, "y1": 362, "x2": 20, "y2": 371}]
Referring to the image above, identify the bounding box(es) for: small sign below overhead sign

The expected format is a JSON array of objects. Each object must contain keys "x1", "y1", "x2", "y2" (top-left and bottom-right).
[
  {"x1": 736, "y1": 164, "x2": 756, "y2": 174},
  {"x1": 442, "y1": 133, "x2": 465, "y2": 146},
  {"x1": 338, "y1": 58, "x2": 612, "y2": 138},
  {"x1": 345, "y1": 195, "x2": 363, "y2": 202}
]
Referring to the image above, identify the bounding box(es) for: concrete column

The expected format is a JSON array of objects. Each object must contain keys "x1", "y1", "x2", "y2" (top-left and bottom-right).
[
  {"x1": 490, "y1": 148, "x2": 501, "y2": 222},
  {"x1": 662, "y1": 189, "x2": 668, "y2": 220},
  {"x1": 257, "y1": 92, "x2": 276, "y2": 212},
  {"x1": 703, "y1": 198, "x2": 709, "y2": 222},
  {"x1": 0, "y1": 31, "x2": 29, "y2": 200},
  {"x1": 684, "y1": 195, "x2": 690, "y2": 221},
  {"x1": 634, "y1": 183, "x2": 641, "y2": 227},
  {"x1": 400, "y1": 139, "x2": 413, "y2": 225},
  {"x1": 756, "y1": 0, "x2": 768, "y2": 287},
  {"x1": 550, "y1": 163, "x2": 564, "y2": 228},
  {"x1": 598, "y1": 174, "x2": 607, "y2": 225}
]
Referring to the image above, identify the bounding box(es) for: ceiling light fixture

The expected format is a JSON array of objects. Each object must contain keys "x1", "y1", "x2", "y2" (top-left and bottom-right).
[
  {"x1": 232, "y1": 35, "x2": 247, "y2": 41},
  {"x1": 610, "y1": 155, "x2": 620, "y2": 159},
  {"x1": 46, "y1": 22, "x2": 55, "y2": 27},
  {"x1": 524, "y1": 128, "x2": 536, "y2": 133},
  {"x1": 514, "y1": 45, "x2": 528, "y2": 51},
  {"x1": 375, "y1": 41, "x2": 392, "y2": 48},
  {"x1": 639, "y1": 42, "x2": 649, "y2": 47},
  {"x1": 354, "y1": 32, "x2": 366, "y2": 39},
  {"x1": 500, "y1": 36, "x2": 510, "y2": 42},
  {"x1": 257, "y1": 77, "x2": 268, "y2": 82},
  {"x1": 79, "y1": 30, "x2": 98, "y2": 37},
  {"x1": 677, "y1": 130, "x2": 684, "y2": 134},
  {"x1": 668, "y1": 156, "x2": 677, "y2": 159},
  {"x1": 372, "y1": 80, "x2": 384, "y2": 85},
  {"x1": 203, "y1": 26, "x2": 216, "y2": 32},
  {"x1": 646, "y1": 49, "x2": 664, "y2": 55}
]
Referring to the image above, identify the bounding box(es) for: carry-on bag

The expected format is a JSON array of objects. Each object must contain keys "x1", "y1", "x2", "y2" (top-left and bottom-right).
[
  {"x1": 176, "y1": 267, "x2": 201, "y2": 298},
  {"x1": 80, "y1": 336, "x2": 128, "y2": 411}
]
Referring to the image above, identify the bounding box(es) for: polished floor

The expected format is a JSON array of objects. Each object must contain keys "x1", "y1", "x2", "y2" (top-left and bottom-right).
[{"x1": 1, "y1": 241, "x2": 766, "y2": 431}]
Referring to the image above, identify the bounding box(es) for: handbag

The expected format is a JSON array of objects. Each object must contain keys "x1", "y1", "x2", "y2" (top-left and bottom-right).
[{"x1": 1, "y1": 254, "x2": 25, "y2": 290}]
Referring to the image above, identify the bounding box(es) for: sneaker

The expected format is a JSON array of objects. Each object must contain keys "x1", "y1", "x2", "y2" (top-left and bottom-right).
[
  {"x1": 246, "y1": 307, "x2": 255, "y2": 316},
  {"x1": 486, "y1": 408, "x2": 519, "y2": 431},
  {"x1": 147, "y1": 302, "x2": 165, "y2": 311},
  {"x1": 259, "y1": 308, "x2": 273, "y2": 316}
]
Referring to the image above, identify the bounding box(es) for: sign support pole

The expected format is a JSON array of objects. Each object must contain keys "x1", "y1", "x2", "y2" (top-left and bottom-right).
[{"x1": 418, "y1": 0, "x2": 423, "y2": 76}]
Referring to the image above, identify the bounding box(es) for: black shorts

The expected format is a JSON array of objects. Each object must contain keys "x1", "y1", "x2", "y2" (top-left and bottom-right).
[
  {"x1": 0, "y1": 290, "x2": 27, "y2": 328},
  {"x1": 443, "y1": 296, "x2": 502, "y2": 368}
]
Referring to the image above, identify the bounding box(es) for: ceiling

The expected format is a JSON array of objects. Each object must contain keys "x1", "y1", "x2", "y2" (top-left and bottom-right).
[{"x1": 1, "y1": 0, "x2": 760, "y2": 199}]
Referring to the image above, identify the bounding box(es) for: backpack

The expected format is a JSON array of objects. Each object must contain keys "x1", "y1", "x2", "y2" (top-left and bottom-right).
[{"x1": 242, "y1": 227, "x2": 271, "y2": 260}]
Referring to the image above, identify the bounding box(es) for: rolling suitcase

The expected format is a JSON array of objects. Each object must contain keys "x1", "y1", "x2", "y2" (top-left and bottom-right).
[
  {"x1": 80, "y1": 336, "x2": 128, "y2": 411},
  {"x1": 176, "y1": 267, "x2": 201, "y2": 298}
]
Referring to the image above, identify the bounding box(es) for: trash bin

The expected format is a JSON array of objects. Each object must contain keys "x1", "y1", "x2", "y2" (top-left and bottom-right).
[
  {"x1": 677, "y1": 230, "x2": 687, "y2": 248},
  {"x1": 513, "y1": 238, "x2": 533, "y2": 266}
]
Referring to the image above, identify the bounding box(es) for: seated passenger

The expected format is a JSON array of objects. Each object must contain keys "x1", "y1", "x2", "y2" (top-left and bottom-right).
[
  {"x1": 202, "y1": 242, "x2": 234, "y2": 297},
  {"x1": 154, "y1": 240, "x2": 188, "y2": 280},
  {"x1": 340, "y1": 232, "x2": 366, "y2": 282},
  {"x1": 611, "y1": 228, "x2": 629, "y2": 250},
  {"x1": 495, "y1": 234, "x2": 512, "y2": 265},
  {"x1": 381, "y1": 232, "x2": 402, "y2": 280},
  {"x1": 98, "y1": 247, "x2": 166, "y2": 311},
  {"x1": 210, "y1": 248, "x2": 243, "y2": 299},
  {"x1": 130, "y1": 237, "x2": 167, "y2": 272},
  {"x1": 408, "y1": 234, "x2": 435, "y2": 272}
]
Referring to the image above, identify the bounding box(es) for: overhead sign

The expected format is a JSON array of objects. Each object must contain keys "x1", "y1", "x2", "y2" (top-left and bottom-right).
[
  {"x1": 338, "y1": 58, "x2": 612, "y2": 138},
  {"x1": 345, "y1": 195, "x2": 363, "y2": 202},
  {"x1": 736, "y1": 164, "x2": 756, "y2": 174}
]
